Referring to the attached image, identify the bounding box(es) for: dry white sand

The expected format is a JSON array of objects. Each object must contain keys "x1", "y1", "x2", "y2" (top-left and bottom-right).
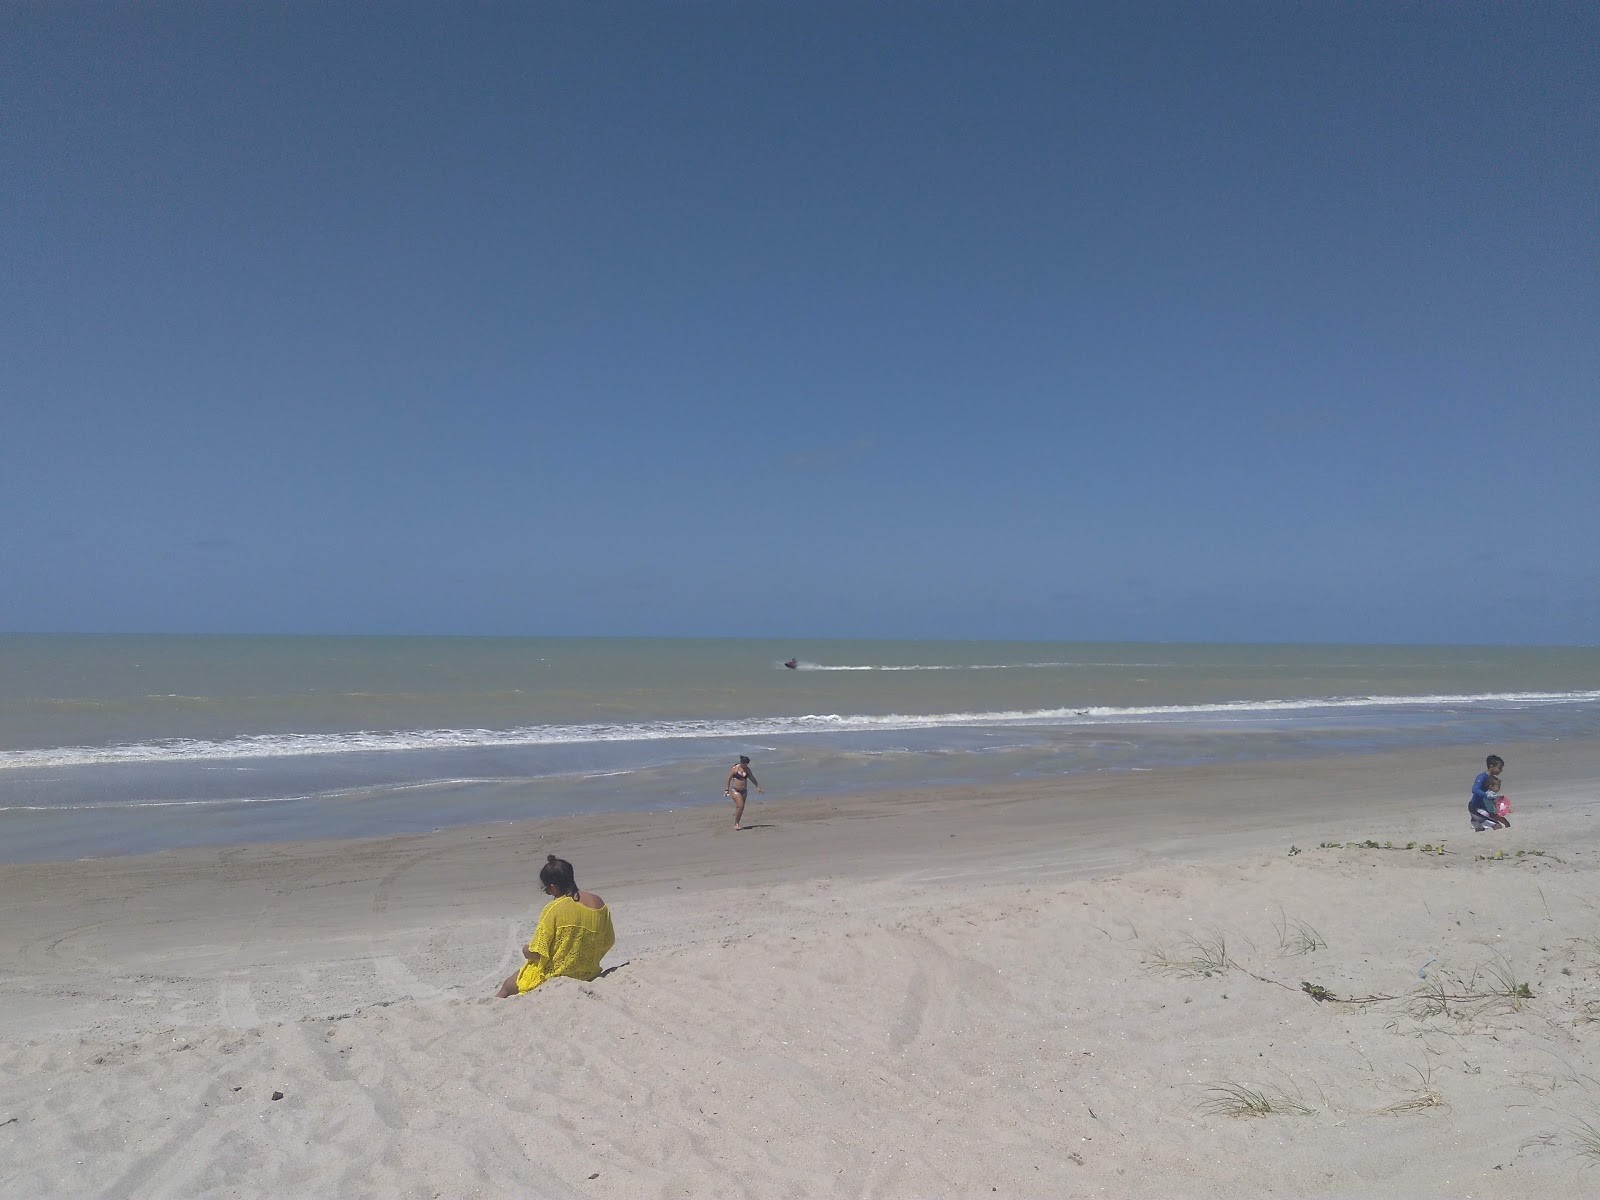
[{"x1": 3, "y1": 740, "x2": 1600, "y2": 1198}]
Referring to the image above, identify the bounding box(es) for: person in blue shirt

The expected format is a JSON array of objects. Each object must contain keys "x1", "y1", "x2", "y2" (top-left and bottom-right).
[{"x1": 1469, "y1": 754, "x2": 1509, "y2": 831}]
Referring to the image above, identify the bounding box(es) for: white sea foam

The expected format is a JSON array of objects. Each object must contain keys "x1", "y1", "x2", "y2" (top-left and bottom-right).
[
  {"x1": 2, "y1": 690, "x2": 1595, "y2": 772},
  {"x1": 0, "y1": 795, "x2": 308, "y2": 813},
  {"x1": 0, "y1": 776, "x2": 527, "y2": 814}
]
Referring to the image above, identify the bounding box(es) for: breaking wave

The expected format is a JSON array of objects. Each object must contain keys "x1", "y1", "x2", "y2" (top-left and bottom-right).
[{"x1": 3, "y1": 690, "x2": 1596, "y2": 771}]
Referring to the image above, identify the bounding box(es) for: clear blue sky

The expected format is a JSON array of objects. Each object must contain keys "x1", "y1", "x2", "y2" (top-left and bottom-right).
[{"x1": 4, "y1": 3, "x2": 1596, "y2": 644}]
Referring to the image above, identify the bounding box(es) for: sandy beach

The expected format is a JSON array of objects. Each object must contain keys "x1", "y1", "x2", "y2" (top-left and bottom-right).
[{"x1": 4, "y1": 740, "x2": 1600, "y2": 1198}]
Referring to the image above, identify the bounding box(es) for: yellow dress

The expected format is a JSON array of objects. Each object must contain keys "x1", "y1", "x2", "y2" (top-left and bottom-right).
[{"x1": 515, "y1": 895, "x2": 616, "y2": 994}]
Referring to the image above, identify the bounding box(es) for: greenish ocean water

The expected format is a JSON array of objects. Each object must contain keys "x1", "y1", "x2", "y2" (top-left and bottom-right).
[{"x1": 1, "y1": 636, "x2": 1596, "y2": 861}]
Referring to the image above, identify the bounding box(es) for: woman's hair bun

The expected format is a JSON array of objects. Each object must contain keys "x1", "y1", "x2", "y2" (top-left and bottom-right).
[{"x1": 547, "y1": 854, "x2": 558, "y2": 863}]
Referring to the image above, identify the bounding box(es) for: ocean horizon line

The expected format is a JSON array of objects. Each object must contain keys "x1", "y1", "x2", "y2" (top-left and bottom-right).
[{"x1": 3, "y1": 631, "x2": 1599, "y2": 650}]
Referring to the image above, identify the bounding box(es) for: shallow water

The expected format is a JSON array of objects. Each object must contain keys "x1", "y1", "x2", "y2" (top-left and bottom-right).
[{"x1": 2, "y1": 635, "x2": 1595, "y2": 860}]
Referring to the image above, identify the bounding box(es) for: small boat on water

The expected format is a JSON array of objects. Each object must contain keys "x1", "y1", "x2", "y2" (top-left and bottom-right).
[{"x1": 783, "y1": 658, "x2": 798, "y2": 669}]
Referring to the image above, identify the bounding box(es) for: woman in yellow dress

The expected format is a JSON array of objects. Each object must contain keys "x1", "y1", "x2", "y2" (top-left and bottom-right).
[{"x1": 496, "y1": 855, "x2": 616, "y2": 998}]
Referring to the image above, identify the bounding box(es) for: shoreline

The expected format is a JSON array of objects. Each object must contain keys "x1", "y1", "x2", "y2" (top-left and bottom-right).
[
  {"x1": 4, "y1": 737, "x2": 1600, "y2": 1196},
  {"x1": 6, "y1": 733, "x2": 1598, "y2": 874},
  {"x1": 5, "y1": 737, "x2": 1598, "y2": 1036}
]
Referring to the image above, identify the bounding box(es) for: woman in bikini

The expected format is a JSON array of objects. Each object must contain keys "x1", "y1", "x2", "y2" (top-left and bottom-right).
[{"x1": 724, "y1": 755, "x2": 762, "y2": 830}]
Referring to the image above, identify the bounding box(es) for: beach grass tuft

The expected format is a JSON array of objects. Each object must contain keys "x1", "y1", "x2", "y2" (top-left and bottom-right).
[
  {"x1": 1145, "y1": 932, "x2": 1231, "y2": 978},
  {"x1": 1273, "y1": 907, "x2": 1327, "y2": 956},
  {"x1": 1195, "y1": 1081, "x2": 1316, "y2": 1119},
  {"x1": 1376, "y1": 1089, "x2": 1446, "y2": 1114},
  {"x1": 1405, "y1": 979, "x2": 1454, "y2": 1020},
  {"x1": 1375, "y1": 1064, "x2": 1447, "y2": 1115},
  {"x1": 1568, "y1": 1115, "x2": 1600, "y2": 1165},
  {"x1": 1482, "y1": 953, "x2": 1535, "y2": 1007}
]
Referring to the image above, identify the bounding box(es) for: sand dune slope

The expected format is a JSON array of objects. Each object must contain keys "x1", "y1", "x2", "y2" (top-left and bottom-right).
[{"x1": 6, "y1": 836, "x2": 1600, "y2": 1198}]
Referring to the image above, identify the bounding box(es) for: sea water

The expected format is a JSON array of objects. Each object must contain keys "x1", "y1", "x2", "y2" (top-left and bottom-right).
[{"x1": 1, "y1": 635, "x2": 1597, "y2": 862}]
